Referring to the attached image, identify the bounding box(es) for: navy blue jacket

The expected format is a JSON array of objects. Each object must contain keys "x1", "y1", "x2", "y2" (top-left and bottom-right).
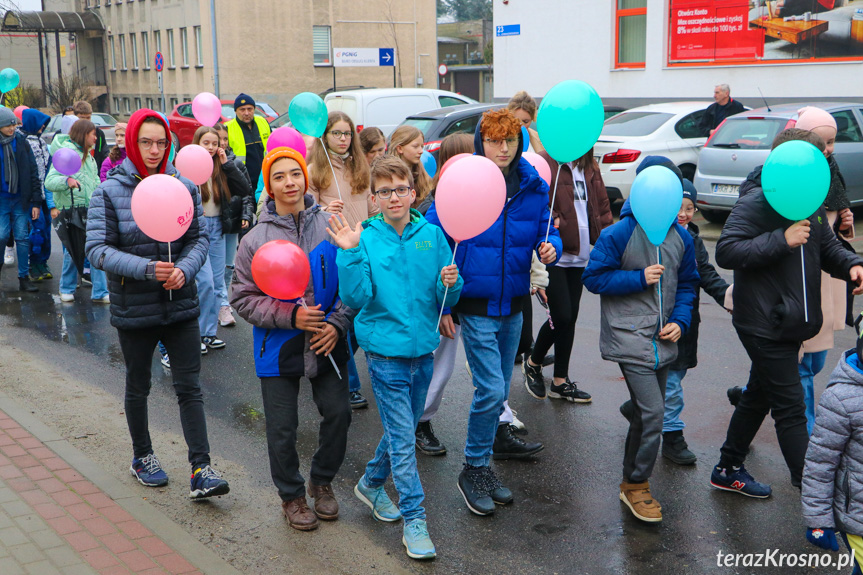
[{"x1": 0, "y1": 132, "x2": 42, "y2": 208}]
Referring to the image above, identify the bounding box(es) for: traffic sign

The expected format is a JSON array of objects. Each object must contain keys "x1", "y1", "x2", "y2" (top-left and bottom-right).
[
  {"x1": 379, "y1": 48, "x2": 394, "y2": 66},
  {"x1": 438, "y1": 64, "x2": 448, "y2": 76},
  {"x1": 157, "y1": 71, "x2": 163, "y2": 92},
  {"x1": 496, "y1": 24, "x2": 521, "y2": 37},
  {"x1": 154, "y1": 52, "x2": 164, "y2": 72},
  {"x1": 333, "y1": 48, "x2": 395, "y2": 67}
]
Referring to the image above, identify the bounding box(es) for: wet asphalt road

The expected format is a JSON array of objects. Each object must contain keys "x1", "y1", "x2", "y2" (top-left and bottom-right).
[{"x1": 0, "y1": 234, "x2": 856, "y2": 575}]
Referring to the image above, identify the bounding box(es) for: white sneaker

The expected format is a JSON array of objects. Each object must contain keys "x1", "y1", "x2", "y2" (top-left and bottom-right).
[
  {"x1": 200, "y1": 342, "x2": 208, "y2": 355},
  {"x1": 92, "y1": 295, "x2": 111, "y2": 304},
  {"x1": 3, "y1": 246, "x2": 13, "y2": 265},
  {"x1": 59, "y1": 292, "x2": 75, "y2": 302},
  {"x1": 510, "y1": 410, "x2": 526, "y2": 432},
  {"x1": 218, "y1": 306, "x2": 236, "y2": 327}
]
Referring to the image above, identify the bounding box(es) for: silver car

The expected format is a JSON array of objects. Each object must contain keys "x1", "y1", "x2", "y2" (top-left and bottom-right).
[
  {"x1": 42, "y1": 112, "x2": 118, "y2": 148},
  {"x1": 694, "y1": 103, "x2": 863, "y2": 223}
]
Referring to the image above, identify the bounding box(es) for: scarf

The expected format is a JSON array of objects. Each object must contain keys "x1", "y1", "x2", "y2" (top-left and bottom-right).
[
  {"x1": 1, "y1": 132, "x2": 18, "y2": 195},
  {"x1": 825, "y1": 154, "x2": 850, "y2": 212}
]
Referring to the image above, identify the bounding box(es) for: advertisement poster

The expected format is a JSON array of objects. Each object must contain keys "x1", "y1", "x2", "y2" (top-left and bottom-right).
[{"x1": 669, "y1": 0, "x2": 863, "y2": 63}]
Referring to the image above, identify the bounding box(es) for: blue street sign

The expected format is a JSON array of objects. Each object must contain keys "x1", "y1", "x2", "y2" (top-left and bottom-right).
[
  {"x1": 495, "y1": 24, "x2": 521, "y2": 37},
  {"x1": 154, "y1": 52, "x2": 164, "y2": 72},
  {"x1": 379, "y1": 48, "x2": 395, "y2": 66}
]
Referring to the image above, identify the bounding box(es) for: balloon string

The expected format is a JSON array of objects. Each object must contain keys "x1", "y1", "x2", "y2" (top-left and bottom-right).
[
  {"x1": 802, "y1": 246, "x2": 808, "y2": 323},
  {"x1": 436, "y1": 242, "x2": 458, "y2": 333},
  {"x1": 301, "y1": 297, "x2": 342, "y2": 379},
  {"x1": 657, "y1": 245, "x2": 663, "y2": 330},
  {"x1": 544, "y1": 163, "x2": 563, "y2": 245},
  {"x1": 168, "y1": 242, "x2": 173, "y2": 301},
  {"x1": 322, "y1": 138, "x2": 343, "y2": 202}
]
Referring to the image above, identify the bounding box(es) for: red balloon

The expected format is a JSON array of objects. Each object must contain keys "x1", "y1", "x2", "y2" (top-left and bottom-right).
[{"x1": 251, "y1": 240, "x2": 310, "y2": 300}]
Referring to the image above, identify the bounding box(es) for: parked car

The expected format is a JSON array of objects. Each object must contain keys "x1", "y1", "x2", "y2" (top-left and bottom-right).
[
  {"x1": 604, "y1": 105, "x2": 628, "y2": 121},
  {"x1": 168, "y1": 100, "x2": 274, "y2": 148},
  {"x1": 695, "y1": 103, "x2": 863, "y2": 223},
  {"x1": 400, "y1": 103, "x2": 504, "y2": 160},
  {"x1": 324, "y1": 88, "x2": 476, "y2": 137},
  {"x1": 593, "y1": 102, "x2": 716, "y2": 202},
  {"x1": 42, "y1": 112, "x2": 118, "y2": 147}
]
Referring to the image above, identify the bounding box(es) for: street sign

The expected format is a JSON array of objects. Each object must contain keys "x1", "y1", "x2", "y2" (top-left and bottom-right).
[
  {"x1": 438, "y1": 64, "x2": 448, "y2": 76},
  {"x1": 157, "y1": 71, "x2": 163, "y2": 92},
  {"x1": 154, "y1": 52, "x2": 164, "y2": 72},
  {"x1": 495, "y1": 24, "x2": 521, "y2": 37},
  {"x1": 333, "y1": 47, "x2": 395, "y2": 67}
]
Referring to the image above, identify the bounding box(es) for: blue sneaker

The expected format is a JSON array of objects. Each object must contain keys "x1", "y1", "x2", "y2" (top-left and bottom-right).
[
  {"x1": 130, "y1": 454, "x2": 168, "y2": 487},
  {"x1": 710, "y1": 463, "x2": 771, "y2": 498},
  {"x1": 402, "y1": 519, "x2": 436, "y2": 560},
  {"x1": 354, "y1": 474, "x2": 402, "y2": 522},
  {"x1": 189, "y1": 465, "x2": 230, "y2": 499}
]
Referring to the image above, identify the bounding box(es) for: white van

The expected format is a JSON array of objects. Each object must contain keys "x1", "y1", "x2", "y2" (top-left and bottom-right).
[{"x1": 324, "y1": 88, "x2": 476, "y2": 137}]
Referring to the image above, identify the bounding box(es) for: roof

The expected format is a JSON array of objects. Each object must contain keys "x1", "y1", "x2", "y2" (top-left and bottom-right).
[
  {"x1": 405, "y1": 103, "x2": 503, "y2": 120},
  {"x1": 734, "y1": 101, "x2": 863, "y2": 118},
  {"x1": 621, "y1": 101, "x2": 714, "y2": 114},
  {"x1": 1, "y1": 10, "x2": 105, "y2": 32},
  {"x1": 325, "y1": 88, "x2": 472, "y2": 99}
]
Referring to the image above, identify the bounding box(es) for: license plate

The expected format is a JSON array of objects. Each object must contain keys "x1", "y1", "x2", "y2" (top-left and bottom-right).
[{"x1": 713, "y1": 184, "x2": 739, "y2": 196}]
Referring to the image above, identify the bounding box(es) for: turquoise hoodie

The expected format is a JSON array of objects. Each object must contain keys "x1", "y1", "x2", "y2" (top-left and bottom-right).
[{"x1": 336, "y1": 209, "x2": 463, "y2": 359}]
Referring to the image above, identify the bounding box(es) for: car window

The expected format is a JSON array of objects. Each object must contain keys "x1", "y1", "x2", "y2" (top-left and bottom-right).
[
  {"x1": 270, "y1": 113, "x2": 291, "y2": 129},
  {"x1": 257, "y1": 103, "x2": 278, "y2": 117},
  {"x1": 832, "y1": 109, "x2": 863, "y2": 143},
  {"x1": 220, "y1": 105, "x2": 236, "y2": 120},
  {"x1": 602, "y1": 112, "x2": 674, "y2": 137},
  {"x1": 47, "y1": 115, "x2": 61, "y2": 132},
  {"x1": 439, "y1": 95, "x2": 469, "y2": 108},
  {"x1": 326, "y1": 97, "x2": 359, "y2": 121},
  {"x1": 707, "y1": 118, "x2": 787, "y2": 150},
  {"x1": 366, "y1": 96, "x2": 436, "y2": 128},
  {"x1": 177, "y1": 104, "x2": 194, "y2": 118},
  {"x1": 401, "y1": 118, "x2": 438, "y2": 139},
  {"x1": 674, "y1": 111, "x2": 705, "y2": 139},
  {"x1": 91, "y1": 113, "x2": 116, "y2": 127},
  {"x1": 443, "y1": 114, "x2": 481, "y2": 137}
]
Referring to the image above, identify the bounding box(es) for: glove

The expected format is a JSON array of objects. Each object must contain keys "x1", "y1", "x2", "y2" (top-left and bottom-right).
[{"x1": 806, "y1": 527, "x2": 839, "y2": 551}]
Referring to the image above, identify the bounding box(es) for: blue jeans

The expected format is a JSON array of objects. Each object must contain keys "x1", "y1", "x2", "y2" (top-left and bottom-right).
[
  {"x1": 799, "y1": 350, "x2": 828, "y2": 436},
  {"x1": 364, "y1": 352, "x2": 434, "y2": 523},
  {"x1": 196, "y1": 216, "x2": 226, "y2": 338},
  {"x1": 60, "y1": 247, "x2": 108, "y2": 299},
  {"x1": 0, "y1": 196, "x2": 31, "y2": 277},
  {"x1": 223, "y1": 232, "x2": 238, "y2": 306},
  {"x1": 347, "y1": 330, "x2": 361, "y2": 393},
  {"x1": 460, "y1": 312, "x2": 522, "y2": 467},
  {"x1": 663, "y1": 368, "x2": 688, "y2": 433}
]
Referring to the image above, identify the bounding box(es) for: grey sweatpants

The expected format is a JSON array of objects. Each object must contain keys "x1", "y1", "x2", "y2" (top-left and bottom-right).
[{"x1": 620, "y1": 363, "x2": 669, "y2": 483}]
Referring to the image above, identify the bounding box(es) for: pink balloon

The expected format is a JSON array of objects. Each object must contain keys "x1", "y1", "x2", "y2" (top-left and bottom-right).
[
  {"x1": 267, "y1": 126, "x2": 307, "y2": 157},
  {"x1": 439, "y1": 153, "x2": 472, "y2": 179},
  {"x1": 131, "y1": 174, "x2": 195, "y2": 243},
  {"x1": 174, "y1": 144, "x2": 213, "y2": 186},
  {"x1": 435, "y1": 155, "x2": 506, "y2": 242},
  {"x1": 13, "y1": 106, "x2": 27, "y2": 121},
  {"x1": 523, "y1": 152, "x2": 552, "y2": 186},
  {"x1": 191, "y1": 92, "x2": 222, "y2": 127}
]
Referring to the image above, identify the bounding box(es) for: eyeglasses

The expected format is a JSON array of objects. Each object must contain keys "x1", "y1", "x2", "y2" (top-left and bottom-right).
[
  {"x1": 328, "y1": 130, "x2": 352, "y2": 140},
  {"x1": 680, "y1": 206, "x2": 697, "y2": 215},
  {"x1": 374, "y1": 186, "x2": 411, "y2": 199},
  {"x1": 138, "y1": 138, "x2": 169, "y2": 150},
  {"x1": 484, "y1": 137, "x2": 519, "y2": 148}
]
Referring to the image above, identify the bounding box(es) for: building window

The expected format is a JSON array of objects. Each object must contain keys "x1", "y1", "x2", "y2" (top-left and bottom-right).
[
  {"x1": 124, "y1": 98, "x2": 131, "y2": 113},
  {"x1": 142, "y1": 32, "x2": 150, "y2": 68},
  {"x1": 158, "y1": 97, "x2": 163, "y2": 112},
  {"x1": 131, "y1": 33, "x2": 138, "y2": 69},
  {"x1": 135, "y1": 97, "x2": 142, "y2": 110},
  {"x1": 615, "y1": 0, "x2": 646, "y2": 69},
  {"x1": 108, "y1": 34, "x2": 116, "y2": 69},
  {"x1": 180, "y1": 27, "x2": 188, "y2": 67},
  {"x1": 119, "y1": 34, "x2": 127, "y2": 70},
  {"x1": 113, "y1": 97, "x2": 120, "y2": 112},
  {"x1": 167, "y1": 29, "x2": 175, "y2": 67},
  {"x1": 146, "y1": 97, "x2": 154, "y2": 109},
  {"x1": 194, "y1": 26, "x2": 203, "y2": 67},
  {"x1": 313, "y1": 25, "x2": 332, "y2": 66},
  {"x1": 94, "y1": 0, "x2": 100, "y2": 5},
  {"x1": 170, "y1": 97, "x2": 178, "y2": 110},
  {"x1": 154, "y1": 30, "x2": 161, "y2": 54}
]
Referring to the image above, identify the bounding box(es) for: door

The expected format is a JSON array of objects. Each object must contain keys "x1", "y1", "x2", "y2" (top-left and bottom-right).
[
  {"x1": 452, "y1": 71, "x2": 480, "y2": 101},
  {"x1": 832, "y1": 108, "x2": 863, "y2": 205}
]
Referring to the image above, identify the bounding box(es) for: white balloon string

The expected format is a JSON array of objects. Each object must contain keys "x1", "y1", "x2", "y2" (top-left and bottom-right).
[
  {"x1": 544, "y1": 163, "x2": 563, "y2": 245},
  {"x1": 436, "y1": 243, "x2": 458, "y2": 333},
  {"x1": 302, "y1": 297, "x2": 342, "y2": 379},
  {"x1": 168, "y1": 242, "x2": 173, "y2": 301},
  {"x1": 802, "y1": 246, "x2": 808, "y2": 323},
  {"x1": 322, "y1": 138, "x2": 343, "y2": 202},
  {"x1": 657, "y1": 245, "x2": 663, "y2": 330}
]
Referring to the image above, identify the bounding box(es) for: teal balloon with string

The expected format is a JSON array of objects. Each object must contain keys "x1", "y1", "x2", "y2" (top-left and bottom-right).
[
  {"x1": 536, "y1": 80, "x2": 604, "y2": 163},
  {"x1": 289, "y1": 92, "x2": 328, "y2": 138},
  {"x1": 0, "y1": 68, "x2": 19, "y2": 93},
  {"x1": 762, "y1": 140, "x2": 830, "y2": 221}
]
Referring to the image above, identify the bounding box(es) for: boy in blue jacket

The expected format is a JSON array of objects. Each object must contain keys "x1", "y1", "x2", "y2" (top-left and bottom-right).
[
  {"x1": 582, "y1": 162, "x2": 699, "y2": 523},
  {"x1": 329, "y1": 156, "x2": 462, "y2": 560}
]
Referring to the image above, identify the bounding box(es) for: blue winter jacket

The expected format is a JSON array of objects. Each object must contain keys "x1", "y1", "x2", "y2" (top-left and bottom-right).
[
  {"x1": 424, "y1": 122, "x2": 562, "y2": 317},
  {"x1": 337, "y1": 210, "x2": 463, "y2": 358}
]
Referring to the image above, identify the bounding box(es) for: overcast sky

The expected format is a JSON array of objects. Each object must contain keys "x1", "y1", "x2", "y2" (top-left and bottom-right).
[{"x1": 14, "y1": 0, "x2": 44, "y2": 10}]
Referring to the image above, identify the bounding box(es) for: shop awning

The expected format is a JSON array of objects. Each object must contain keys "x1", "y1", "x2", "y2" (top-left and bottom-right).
[{"x1": 1, "y1": 10, "x2": 105, "y2": 33}]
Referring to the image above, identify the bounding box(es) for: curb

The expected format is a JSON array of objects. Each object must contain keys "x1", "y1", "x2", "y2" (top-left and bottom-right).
[{"x1": 0, "y1": 389, "x2": 244, "y2": 575}]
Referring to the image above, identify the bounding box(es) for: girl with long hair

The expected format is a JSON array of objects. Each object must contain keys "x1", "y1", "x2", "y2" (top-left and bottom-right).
[
  {"x1": 99, "y1": 122, "x2": 127, "y2": 182},
  {"x1": 508, "y1": 91, "x2": 544, "y2": 153},
  {"x1": 359, "y1": 126, "x2": 386, "y2": 166},
  {"x1": 387, "y1": 126, "x2": 431, "y2": 204}
]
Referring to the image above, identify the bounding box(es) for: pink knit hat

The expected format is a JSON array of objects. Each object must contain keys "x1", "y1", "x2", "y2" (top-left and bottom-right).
[{"x1": 796, "y1": 107, "x2": 836, "y2": 132}]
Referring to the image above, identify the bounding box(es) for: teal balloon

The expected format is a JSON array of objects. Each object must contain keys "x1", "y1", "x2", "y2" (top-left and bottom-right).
[
  {"x1": 536, "y1": 80, "x2": 604, "y2": 163},
  {"x1": 762, "y1": 141, "x2": 830, "y2": 221},
  {"x1": 289, "y1": 92, "x2": 328, "y2": 138},
  {"x1": 0, "y1": 68, "x2": 19, "y2": 93},
  {"x1": 630, "y1": 166, "x2": 684, "y2": 246},
  {"x1": 168, "y1": 142, "x2": 176, "y2": 164}
]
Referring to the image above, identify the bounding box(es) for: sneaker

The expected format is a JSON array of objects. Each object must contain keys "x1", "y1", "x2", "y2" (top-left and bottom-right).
[
  {"x1": 92, "y1": 295, "x2": 111, "y2": 304},
  {"x1": 402, "y1": 520, "x2": 436, "y2": 560},
  {"x1": 160, "y1": 350, "x2": 171, "y2": 369},
  {"x1": 200, "y1": 342, "x2": 208, "y2": 355},
  {"x1": 218, "y1": 306, "x2": 236, "y2": 327},
  {"x1": 30, "y1": 263, "x2": 45, "y2": 281},
  {"x1": 349, "y1": 391, "x2": 368, "y2": 409},
  {"x1": 42, "y1": 264, "x2": 53, "y2": 280},
  {"x1": 130, "y1": 453, "x2": 168, "y2": 487},
  {"x1": 522, "y1": 360, "x2": 546, "y2": 400},
  {"x1": 492, "y1": 423, "x2": 543, "y2": 460},
  {"x1": 3, "y1": 246, "x2": 13, "y2": 265},
  {"x1": 81, "y1": 272, "x2": 92, "y2": 286},
  {"x1": 620, "y1": 399, "x2": 635, "y2": 422},
  {"x1": 354, "y1": 474, "x2": 402, "y2": 522},
  {"x1": 548, "y1": 378, "x2": 592, "y2": 403},
  {"x1": 510, "y1": 410, "x2": 526, "y2": 433},
  {"x1": 619, "y1": 480, "x2": 662, "y2": 523},
  {"x1": 662, "y1": 431, "x2": 697, "y2": 465},
  {"x1": 18, "y1": 277, "x2": 38, "y2": 292},
  {"x1": 415, "y1": 420, "x2": 446, "y2": 456},
  {"x1": 710, "y1": 463, "x2": 771, "y2": 498},
  {"x1": 727, "y1": 386, "x2": 743, "y2": 407},
  {"x1": 202, "y1": 336, "x2": 225, "y2": 349},
  {"x1": 59, "y1": 292, "x2": 75, "y2": 302},
  {"x1": 189, "y1": 465, "x2": 230, "y2": 499}
]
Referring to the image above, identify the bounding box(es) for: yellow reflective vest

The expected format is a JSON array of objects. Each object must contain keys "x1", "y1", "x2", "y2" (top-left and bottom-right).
[{"x1": 225, "y1": 116, "x2": 271, "y2": 162}]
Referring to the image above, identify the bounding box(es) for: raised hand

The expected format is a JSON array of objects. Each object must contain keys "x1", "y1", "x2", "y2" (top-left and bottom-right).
[{"x1": 326, "y1": 213, "x2": 362, "y2": 250}]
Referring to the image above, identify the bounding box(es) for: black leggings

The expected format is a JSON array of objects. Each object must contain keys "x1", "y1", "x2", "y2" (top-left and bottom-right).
[
  {"x1": 530, "y1": 266, "x2": 584, "y2": 379},
  {"x1": 517, "y1": 296, "x2": 533, "y2": 357}
]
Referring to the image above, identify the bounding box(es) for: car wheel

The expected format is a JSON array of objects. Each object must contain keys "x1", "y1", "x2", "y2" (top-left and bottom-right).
[
  {"x1": 171, "y1": 132, "x2": 180, "y2": 150},
  {"x1": 699, "y1": 208, "x2": 727, "y2": 225},
  {"x1": 678, "y1": 164, "x2": 696, "y2": 183}
]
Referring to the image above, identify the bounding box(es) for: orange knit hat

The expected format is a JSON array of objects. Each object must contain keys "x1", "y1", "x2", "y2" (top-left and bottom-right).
[{"x1": 262, "y1": 147, "x2": 309, "y2": 198}]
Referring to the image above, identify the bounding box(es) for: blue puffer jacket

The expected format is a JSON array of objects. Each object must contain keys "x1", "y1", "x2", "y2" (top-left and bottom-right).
[{"x1": 425, "y1": 122, "x2": 562, "y2": 317}]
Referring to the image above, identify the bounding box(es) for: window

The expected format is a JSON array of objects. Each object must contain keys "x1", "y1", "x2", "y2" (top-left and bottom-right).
[
  {"x1": 167, "y1": 29, "x2": 175, "y2": 67},
  {"x1": 113, "y1": 97, "x2": 120, "y2": 112},
  {"x1": 674, "y1": 111, "x2": 706, "y2": 140},
  {"x1": 439, "y1": 95, "x2": 469, "y2": 108},
  {"x1": 130, "y1": 34, "x2": 138, "y2": 69},
  {"x1": 154, "y1": 30, "x2": 161, "y2": 55},
  {"x1": 707, "y1": 118, "x2": 787, "y2": 150},
  {"x1": 180, "y1": 28, "x2": 188, "y2": 67},
  {"x1": 170, "y1": 97, "x2": 179, "y2": 110},
  {"x1": 313, "y1": 25, "x2": 332, "y2": 66},
  {"x1": 177, "y1": 103, "x2": 193, "y2": 118},
  {"x1": 615, "y1": 0, "x2": 646, "y2": 69},
  {"x1": 443, "y1": 115, "x2": 481, "y2": 137},
  {"x1": 832, "y1": 109, "x2": 863, "y2": 143},
  {"x1": 119, "y1": 34, "x2": 127, "y2": 70},
  {"x1": 124, "y1": 98, "x2": 131, "y2": 113},
  {"x1": 146, "y1": 97, "x2": 154, "y2": 109},
  {"x1": 142, "y1": 32, "x2": 150, "y2": 68},
  {"x1": 135, "y1": 97, "x2": 142, "y2": 110},
  {"x1": 603, "y1": 112, "x2": 673, "y2": 137},
  {"x1": 108, "y1": 34, "x2": 116, "y2": 69},
  {"x1": 194, "y1": 26, "x2": 203, "y2": 66}
]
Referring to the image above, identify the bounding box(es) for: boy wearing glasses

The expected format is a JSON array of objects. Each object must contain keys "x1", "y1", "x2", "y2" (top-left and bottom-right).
[{"x1": 328, "y1": 155, "x2": 461, "y2": 560}]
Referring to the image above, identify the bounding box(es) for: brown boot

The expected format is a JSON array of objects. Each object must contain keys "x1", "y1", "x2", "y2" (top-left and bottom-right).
[
  {"x1": 282, "y1": 496, "x2": 319, "y2": 531},
  {"x1": 308, "y1": 482, "x2": 339, "y2": 520},
  {"x1": 619, "y1": 480, "x2": 662, "y2": 523}
]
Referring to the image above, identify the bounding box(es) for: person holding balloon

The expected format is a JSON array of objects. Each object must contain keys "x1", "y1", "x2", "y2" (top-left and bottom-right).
[
  {"x1": 711, "y1": 128, "x2": 863, "y2": 499},
  {"x1": 388, "y1": 126, "x2": 432, "y2": 204},
  {"x1": 20, "y1": 108, "x2": 54, "y2": 282},
  {"x1": 86, "y1": 109, "x2": 230, "y2": 500},
  {"x1": 231, "y1": 146, "x2": 353, "y2": 532}
]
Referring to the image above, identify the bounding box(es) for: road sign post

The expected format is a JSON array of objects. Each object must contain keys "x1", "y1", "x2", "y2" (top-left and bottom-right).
[{"x1": 154, "y1": 52, "x2": 165, "y2": 114}]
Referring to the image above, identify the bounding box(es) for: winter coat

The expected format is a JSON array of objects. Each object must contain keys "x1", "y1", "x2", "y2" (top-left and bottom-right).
[
  {"x1": 582, "y1": 200, "x2": 700, "y2": 369},
  {"x1": 670, "y1": 223, "x2": 730, "y2": 371},
  {"x1": 424, "y1": 122, "x2": 563, "y2": 317},
  {"x1": 226, "y1": 147, "x2": 251, "y2": 189},
  {"x1": 308, "y1": 154, "x2": 378, "y2": 229},
  {"x1": 539, "y1": 153, "x2": 613, "y2": 256},
  {"x1": 99, "y1": 148, "x2": 126, "y2": 182},
  {"x1": 44, "y1": 135, "x2": 100, "y2": 209},
  {"x1": 0, "y1": 131, "x2": 42, "y2": 208},
  {"x1": 802, "y1": 350, "x2": 863, "y2": 536},
  {"x1": 698, "y1": 98, "x2": 745, "y2": 135},
  {"x1": 716, "y1": 167, "x2": 863, "y2": 343},
  {"x1": 337, "y1": 210, "x2": 463, "y2": 358},
  {"x1": 21, "y1": 109, "x2": 51, "y2": 182},
  {"x1": 218, "y1": 157, "x2": 255, "y2": 235},
  {"x1": 231, "y1": 195, "x2": 353, "y2": 379},
  {"x1": 86, "y1": 157, "x2": 208, "y2": 330}
]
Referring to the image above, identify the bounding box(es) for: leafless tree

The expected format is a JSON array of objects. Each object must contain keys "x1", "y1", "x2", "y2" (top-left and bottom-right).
[
  {"x1": 380, "y1": 0, "x2": 403, "y2": 87},
  {"x1": 2, "y1": 84, "x2": 45, "y2": 108},
  {"x1": 43, "y1": 75, "x2": 92, "y2": 114}
]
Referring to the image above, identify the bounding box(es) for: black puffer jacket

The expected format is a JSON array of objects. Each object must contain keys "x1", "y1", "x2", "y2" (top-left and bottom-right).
[
  {"x1": 220, "y1": 157, "x2": 254, "y2": 234},
  {"x1": 716, "y1": 167, "x2": 863, "y2": 343}
]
